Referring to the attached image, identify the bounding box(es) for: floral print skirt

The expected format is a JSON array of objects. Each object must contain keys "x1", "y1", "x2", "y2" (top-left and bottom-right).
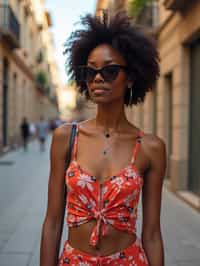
[{"x1": 58, "y1": 238, "x2": 149, "y2": 266}]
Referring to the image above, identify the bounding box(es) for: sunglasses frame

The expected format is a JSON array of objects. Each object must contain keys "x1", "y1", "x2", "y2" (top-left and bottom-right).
[{"x1": 77, "y1": 64, "x2": 128, "y2": 83}]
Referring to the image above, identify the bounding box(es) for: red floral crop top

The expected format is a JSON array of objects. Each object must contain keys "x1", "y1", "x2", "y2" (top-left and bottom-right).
[{"x1": 65, "y1": 124, "x2": 144, "y2": 247}]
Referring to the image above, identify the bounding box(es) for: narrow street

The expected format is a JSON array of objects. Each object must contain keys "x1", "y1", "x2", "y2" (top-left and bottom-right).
[{"x1": 0, "y1": 136, "x2": 200, "y2": 266}]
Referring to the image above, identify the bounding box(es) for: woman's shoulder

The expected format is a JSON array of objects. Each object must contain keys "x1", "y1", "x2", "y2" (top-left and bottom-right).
[
  {"x1": 54, "y1": 122, "x2": 74, "y2": 137},
  {"x1": 142, "y1": 132, "x2": 165, "y2": 149},
  {"x1": 141, "y1": 132, "x2": 166, "y2": 163},
  {"x1": 128, "y1": 123, "x2": 165, "y2": 154},
  {"x1": 51, "y1": 122, "x2": 77, "y2": 149}
]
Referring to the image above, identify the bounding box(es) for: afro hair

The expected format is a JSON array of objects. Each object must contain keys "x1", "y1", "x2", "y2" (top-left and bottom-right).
[{"x1": 64, "y1": 11, "x2": 160, "y2": 106}]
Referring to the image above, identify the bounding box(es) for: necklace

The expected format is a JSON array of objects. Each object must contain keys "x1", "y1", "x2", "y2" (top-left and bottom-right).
[
  {"x1": 94, "y1": 120, "x2": 121, "y2": 156},
  {"x1": 102, "y1": 130, "x2": 117, "y2": 156}
]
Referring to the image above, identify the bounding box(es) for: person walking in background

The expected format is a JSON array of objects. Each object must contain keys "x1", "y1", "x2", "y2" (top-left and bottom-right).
[
  {"x1": 49, "y1": 117, "x2": 62, "y2": 132},
  {"x1": 29, "y1": 122, "x2": 37, "y2": 138},
  {"x1": 20, "y1": 117, "x2": 30, "y2": 151},
  {"x1": 36, "y1": 116, "x2": 48, "y2": 152}
]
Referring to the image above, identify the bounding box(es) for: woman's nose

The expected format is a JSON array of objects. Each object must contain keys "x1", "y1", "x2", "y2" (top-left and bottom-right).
[{"x1": 93, "y1": 72, "x2": 104, "y2": 82}]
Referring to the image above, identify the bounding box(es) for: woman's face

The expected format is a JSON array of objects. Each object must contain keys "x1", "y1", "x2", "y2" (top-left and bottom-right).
[{"x1": 86, "y1": 44, "x2": 132, "y2": 104}]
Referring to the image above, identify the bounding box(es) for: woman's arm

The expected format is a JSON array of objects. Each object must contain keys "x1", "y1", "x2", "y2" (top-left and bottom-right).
[
  {"x1": 40, "y1": 124, "x2": 71, "y2": 266},
  {"x1": 141, "y1": 135, "x2": 167, "y2": 266}
]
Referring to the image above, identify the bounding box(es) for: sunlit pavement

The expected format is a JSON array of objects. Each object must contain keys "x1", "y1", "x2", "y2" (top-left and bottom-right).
[{"x1": 0, "y1": 135, "x2": 200, "y2": 266}]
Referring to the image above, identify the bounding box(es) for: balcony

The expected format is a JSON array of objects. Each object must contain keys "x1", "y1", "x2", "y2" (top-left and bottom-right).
[
  {"x1": 0, "y1": 4, "x2": 20, "y2": 49},
  {"x1": 164, "y1": 0, "x2": 194, "y2": 11},
  {"x1": 36, "y1": 70, "x2": 50, "y2": 95},
  {"x1": 135, "y1": 2, "x2": 159, "y2": 29}
]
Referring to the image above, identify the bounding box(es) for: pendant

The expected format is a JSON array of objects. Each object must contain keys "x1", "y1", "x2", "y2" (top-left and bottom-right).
[{"x1": 105, "y1": 133, "x2": 110, "y2": 138}]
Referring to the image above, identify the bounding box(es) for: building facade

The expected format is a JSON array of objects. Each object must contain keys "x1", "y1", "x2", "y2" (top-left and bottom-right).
[
  {"x1": 95, "y1": 0, "x2": 200, "y2": 210},
  {"x1": 0, "y1": 0, "x2": 60, "y2": 152},
  {"x1": 156, "y1": 0, "x2": 200, "y2": 209}
]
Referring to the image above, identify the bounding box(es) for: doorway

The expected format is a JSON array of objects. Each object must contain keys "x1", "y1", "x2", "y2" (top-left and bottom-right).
[
  {"x1": 2, "y1": 57, "x2": 9, "y2": 147},
  {"x1": 189, "y1": 39, "x2": 200, "y2": 195},
  {"x1": 164, "y1": 73, "x2": 173, "y2": 179}
]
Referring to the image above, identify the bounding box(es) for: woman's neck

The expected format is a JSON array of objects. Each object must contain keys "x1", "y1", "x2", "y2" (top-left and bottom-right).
[{"x1": 93, "y1": 102, "x2": 128, "y2": 133}]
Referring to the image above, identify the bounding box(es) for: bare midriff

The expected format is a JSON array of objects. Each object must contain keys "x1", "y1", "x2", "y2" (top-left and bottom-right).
[{"x1": 68, "y1": 221, "x2": 137, "y2": 256}]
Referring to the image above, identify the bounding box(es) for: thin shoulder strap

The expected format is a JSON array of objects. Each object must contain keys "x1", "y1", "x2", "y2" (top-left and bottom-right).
[
  {"x1": 131, "y1": 130, "x2": 144, "y2": 164},
  {"x1": 64, "y1": 123, "x2": 77, "y2": 204},
  {"x1": 70, "y1": 123, "x2": 79, "y2": 161},
  {"x1": 66, "y1": 123, "x2": 77, "y2": 167}
]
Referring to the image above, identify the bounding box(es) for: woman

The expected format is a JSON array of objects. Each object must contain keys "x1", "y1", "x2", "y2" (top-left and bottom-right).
[{"x1": 40, "y1": 11, "x2": 166, "y2": 266}]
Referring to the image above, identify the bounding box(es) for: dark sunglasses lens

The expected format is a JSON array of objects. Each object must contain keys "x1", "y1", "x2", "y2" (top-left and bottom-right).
[
  {"x1": 77, "y1": 65, "x2": 124, "y2": 82},
  {"x1": 102, "y1": 65, "x2": 121, "y2": 81},
  {"x1": 86, "y1": 67, "x2": 97, "y2": 82},
  {"x1": 77, "y1": 67, "x2": 97, "y2": 82}
]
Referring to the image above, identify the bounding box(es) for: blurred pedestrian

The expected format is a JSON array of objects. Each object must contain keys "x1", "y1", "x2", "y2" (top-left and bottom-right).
[
  {"x1": 29, "y1": 122, "x2": 36, "y2": 137},
  {"x1": 54, "y1": 117, "x2": 63, "y2": 128},
  {"x1": 20, "y1": 117, "x2": 30, "y2": 151},
  {"x1": 49, "y1": 119, "x2": 56, "y2": 132},
  {"x1": 36, "y1": 116, "x2": 48, "y2": 152}
]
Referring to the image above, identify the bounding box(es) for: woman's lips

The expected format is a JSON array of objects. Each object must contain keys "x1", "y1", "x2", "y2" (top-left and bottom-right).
[{"x1": 92, "y1": 88, "x2": 111, "y2": 95}]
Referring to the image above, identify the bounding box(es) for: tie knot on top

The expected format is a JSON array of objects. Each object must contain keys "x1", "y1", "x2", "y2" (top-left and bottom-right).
[{"x1": 94, "y1": 210, "x2": 103, "y2": 220}]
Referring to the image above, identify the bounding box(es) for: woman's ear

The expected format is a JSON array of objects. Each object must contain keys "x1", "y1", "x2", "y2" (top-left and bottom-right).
[
  {"x1": 127, "y1": 80, "x2": 134, "y2": 89},
  {"x1": 127, "y1": 74, "x2": 134, "y2": 88}
]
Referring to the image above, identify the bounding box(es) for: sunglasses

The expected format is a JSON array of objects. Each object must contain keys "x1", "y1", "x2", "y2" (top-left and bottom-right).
[{"x1": 77, "y1": 64, "x2": 128, "y2": 83}]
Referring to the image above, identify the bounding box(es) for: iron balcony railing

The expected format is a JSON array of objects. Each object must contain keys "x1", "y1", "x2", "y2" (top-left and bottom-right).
[{"x1": 0, "y1": 4, "x2": 20, "y2": 47}]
